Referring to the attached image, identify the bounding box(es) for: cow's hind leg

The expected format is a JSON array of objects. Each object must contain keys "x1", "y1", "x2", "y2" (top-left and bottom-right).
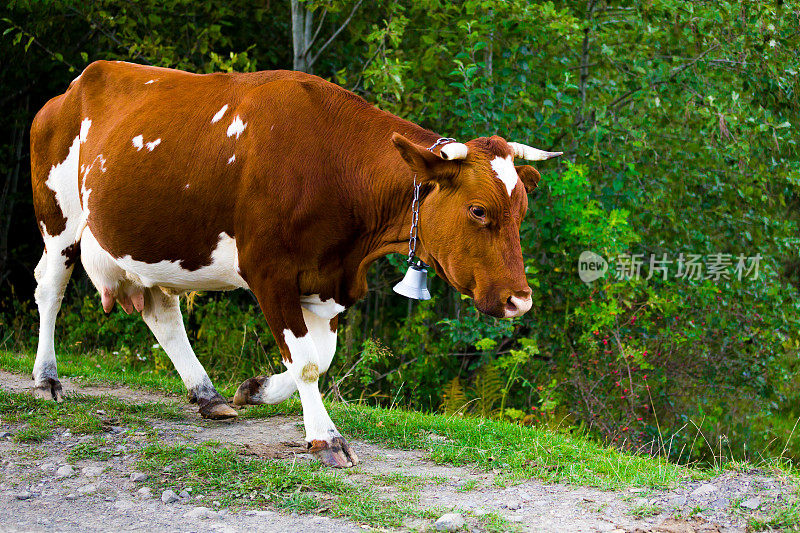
[
  {"x1": 141, "y1": 287, "x2": 237, "y2": 419},
  {"x1": 32, "y1": 248, "x2": 75, "y2": 401}
]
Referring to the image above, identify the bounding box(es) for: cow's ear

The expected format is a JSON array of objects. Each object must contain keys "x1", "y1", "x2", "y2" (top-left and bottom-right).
[
  {"x1": 516, "y1": 165, "x2": 541, "y2": 192},
  {"x1": 391, "y1": 133, "x2": 458, "y2": 185}
]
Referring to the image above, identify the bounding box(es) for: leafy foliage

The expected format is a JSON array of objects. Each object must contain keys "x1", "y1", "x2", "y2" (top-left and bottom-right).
[{"x1": 1, "y1": 0, "x2": 799, "y2": 466}]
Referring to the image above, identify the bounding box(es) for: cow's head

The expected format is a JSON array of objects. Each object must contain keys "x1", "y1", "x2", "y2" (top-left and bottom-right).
[{"x1": 392, "y1": 133, "x2": 561, "y2": 319}]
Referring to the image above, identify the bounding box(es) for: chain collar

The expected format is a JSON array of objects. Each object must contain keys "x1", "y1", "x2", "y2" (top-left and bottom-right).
[{"x1": 405, "y1": 137, "x2": 458, "y2": 265}]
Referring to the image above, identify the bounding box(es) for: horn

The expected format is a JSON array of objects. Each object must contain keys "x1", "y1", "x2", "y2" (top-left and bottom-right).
[
  {"x1": 508, "y1": 142, "x2": 563, "y2": 161},
  {"x1": 393, "y1": 261, "x2": 431, "y2": 300},
  {"x1": 440, "y1": 142, "x2": 468, "y2": 160}
]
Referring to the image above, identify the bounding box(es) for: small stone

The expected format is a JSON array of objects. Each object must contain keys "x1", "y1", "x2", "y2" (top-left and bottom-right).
[
  {"x1": 137, "y1": 487, "x2": 153, "y2": 498},
  {"x1": 111, "y1": 426, "x2": 124, "y2": 434},
  {"x1": 0, "y1": 432, "x2": 11, "y2": 439},
  {"x1": 667, "y1": 495, "x2": 687, "y2": 508},
  {"x1": 244, "y1": 510, "x2": 275, "y2": 516},
  {"x1": 434, "y1": 513, "x2": 465, "y2": 531},
  {"x1": 504, "y1": 499, "x2": 521, "y2": 510},
  {"x1": 212, "y1": 500, "x2": 221, "y2": 507},
  {"x1": 77, "y1": 483, "x2": 97, "y2": 495},
  {"x1": 691, "y1": 483, "x2": 717, "y2": 496},
  {"x1": 114, "y1": 500, "x2": 133, "y2": 510},
  {"x1": 179, "y1": 490, "x2": 190, "y2": 499},
  {"x1": 508, "y1": 516, "x2": 524, "y2": 523},
  {"x1": 63, "y1": 430, "x2": 71, "y2": 437},
  {"x1": 161, "y1": 489, "x2": 180, "y2": 504},
  {"x1": 65, "y1": 493, "x2": 78, "y2": 500},
  {"x1": 184, "y1": 506, "x2": 215, "y2": 519},
  {"x1": 709, "y1": 497, "x2": 729, "y2": 509},
  {"x1": 56, "y1": 465, "x2": 76, "y2": 478},
  {"x1": 15, "y1": 491, "x2": 32, "y2": 500},
  {"x1": 633, "y1": 497, "x2": 648, "y2": 506},
  {"x1": 130, "y1": 472, "x2": 147, "y2": 482},
  {"x1": 473, "y1": 508, "x2": 488, "y2": 517},
  {"x1": 83, "y1": 466, "x2": 104, "y2": 477},
  {"x1": 741, "y1": 497, "x2": 761, "y2": 510},
  {"x1": 39, "y1": 463, "x2": 54, "y2": 471},
  {"x1": 628, "y1": 488, "x2": 647, "y2": 493}
]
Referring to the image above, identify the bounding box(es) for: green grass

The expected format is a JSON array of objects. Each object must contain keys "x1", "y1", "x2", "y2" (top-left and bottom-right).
[
  {"x1": 67, "y1": 437, "x2": 116, "y2": 461},
  {"x1": 242, "y1": 399, "x2": 699, "y2": 490},
  {"x1": 748, "y1": 497, "x2": 800, "y2": 531},
  {"x1": 0, "y1": 388, "x2": 184, "y2": 442},
  {"x1": 0, "y1": 349, "x2": 186, "y2": 396},
  {"x1": 136, "y1": 441, "x2": 429, "y2": 528},
  {"x1": 628, "y1": 503, "x2": 661, "y2": 518}
]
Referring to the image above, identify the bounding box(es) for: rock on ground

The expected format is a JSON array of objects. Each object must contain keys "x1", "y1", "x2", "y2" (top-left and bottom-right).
[{"x1": 434, "y1": 513, "x2": 465, "y2": 531}]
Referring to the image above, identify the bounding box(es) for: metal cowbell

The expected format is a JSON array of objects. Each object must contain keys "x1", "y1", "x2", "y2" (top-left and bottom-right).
[{"x1": 392, "y1": 261, "x2": 431, "y2": 300}]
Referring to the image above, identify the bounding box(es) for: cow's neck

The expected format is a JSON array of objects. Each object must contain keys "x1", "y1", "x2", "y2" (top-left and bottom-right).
[{"x1": 348, "y1": 127, "x2": 440, "y2": 303}]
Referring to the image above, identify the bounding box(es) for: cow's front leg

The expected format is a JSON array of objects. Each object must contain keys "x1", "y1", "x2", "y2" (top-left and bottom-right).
[
  {"x1": 245, "y1": 282, "x2": 357, "y2": 467},
  {"x1": 283, "y1": 325, "x2": 357, "y2": 467}
]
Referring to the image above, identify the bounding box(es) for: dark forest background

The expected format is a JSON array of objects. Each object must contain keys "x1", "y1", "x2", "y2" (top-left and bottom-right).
[{"x1": 1, "y1": 0, "x2": 799, "y2": 464}]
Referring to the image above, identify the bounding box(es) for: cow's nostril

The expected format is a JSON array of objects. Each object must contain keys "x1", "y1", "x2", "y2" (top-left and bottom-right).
[
  {"x1": 505, "y1": 294, "x2": 532, "y2": 318},
  {"x1": 506, "y1": 296, "x2": 518, "y2": 313}
]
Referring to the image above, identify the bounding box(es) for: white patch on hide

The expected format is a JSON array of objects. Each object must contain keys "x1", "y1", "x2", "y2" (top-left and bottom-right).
[
  {"x1": 44, "y1": 136, "x2": 81, "y2": 238},
  {"x1": 75, "y1": 154, "x2": 107, "y2": 242},
  {"x1": 300, "y1": 294, "x2": 345, "y2": 320},
  {"x1": 211, "y1": 104, "x2": 229, "y2": 124},
  {"x1": 79, "y1": 118, "x2": 91, "y2": 144},
  {"x1": 490, "y1": 155, "x2": 519, "y2": 196},
  {"x1": 144, "y1": 79, "x2": 156, "y2": 85},
  {"x1": 132, "y1": 135, "x2": 144, "y2": 151},
  {"x1": 146, "y1": 138, "x2": 161, "y2": 151},
  {"x1": 226, "y1": 116, "x2": 247, "y2": 139},
  {"x1": 227, "y1": 154, "x2": 236, "y2": 164},
  {"x1": 113, "y1": 232, "x2": 248, "y2": 291}
]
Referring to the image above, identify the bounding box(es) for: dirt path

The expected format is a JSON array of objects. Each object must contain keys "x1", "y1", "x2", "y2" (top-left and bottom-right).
[{"x1": 0, "y1": 371, "x2": 792, "y2": 532}]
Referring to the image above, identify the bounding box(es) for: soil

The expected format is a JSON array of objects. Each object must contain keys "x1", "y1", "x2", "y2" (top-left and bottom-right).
[{"x1": 0, "y1": 370, "x2": 795, "y2": 532}]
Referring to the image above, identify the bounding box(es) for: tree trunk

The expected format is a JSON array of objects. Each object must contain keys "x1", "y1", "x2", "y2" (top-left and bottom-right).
[{"x1": 291, "y1": 0, "x2": 311, "y2": 72}]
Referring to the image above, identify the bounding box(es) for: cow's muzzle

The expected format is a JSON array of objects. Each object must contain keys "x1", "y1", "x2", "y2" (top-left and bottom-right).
[{"x1": 504, "y1": 292, "x2": 532, "y2": 318}]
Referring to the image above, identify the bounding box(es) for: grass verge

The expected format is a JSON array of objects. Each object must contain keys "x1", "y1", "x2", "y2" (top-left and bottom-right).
[
  {"x1": 0, "y1": 388, "x2": 183, "y2": 442},
  {"x1": 0, "y1": 349, "x2": 186, "y2": 396},
  {"x1": 136, "y1": 441, "x2": 431, "y2": 529},
  {"x1": 241, "y1": 400, "x2": 700, "y2": 490}
]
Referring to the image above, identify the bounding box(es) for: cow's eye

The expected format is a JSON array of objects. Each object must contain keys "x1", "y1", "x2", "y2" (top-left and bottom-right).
[{"x1": 469, "y1": 205, "x2": 486, "y2": 220}]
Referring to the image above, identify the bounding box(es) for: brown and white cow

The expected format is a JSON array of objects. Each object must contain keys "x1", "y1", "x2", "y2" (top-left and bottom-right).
[{"x1": 30, "y1": 61, "x2": 560, "y2": 467}]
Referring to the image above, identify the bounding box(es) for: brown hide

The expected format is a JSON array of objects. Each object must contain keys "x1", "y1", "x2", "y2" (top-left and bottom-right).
[{"x1": 31, "y1": 61, "x2": 544, "y2": 359}]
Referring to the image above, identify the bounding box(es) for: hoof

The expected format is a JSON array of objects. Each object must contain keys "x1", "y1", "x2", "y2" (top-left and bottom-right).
[
  {"x1": 33, "y1": 377, "x2": 63, "y2": 402},
  {"x1": 201, "y1": 401, "x2": 238, "y2": 420},
  {"x1": 192, "y1": 393, "x2": 238, "y2": 420},
  {"x1": 233, "y1": 376, "x2": 268, "y2": 406},
  {"x1": 308, "y1": 436, "x2": 360, "y2": 468}
]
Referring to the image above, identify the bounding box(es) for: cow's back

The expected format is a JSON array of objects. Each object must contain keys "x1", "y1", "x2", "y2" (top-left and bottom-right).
[{"x1": 33, "y1": 61, "x2": 424, "y2": 294}]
